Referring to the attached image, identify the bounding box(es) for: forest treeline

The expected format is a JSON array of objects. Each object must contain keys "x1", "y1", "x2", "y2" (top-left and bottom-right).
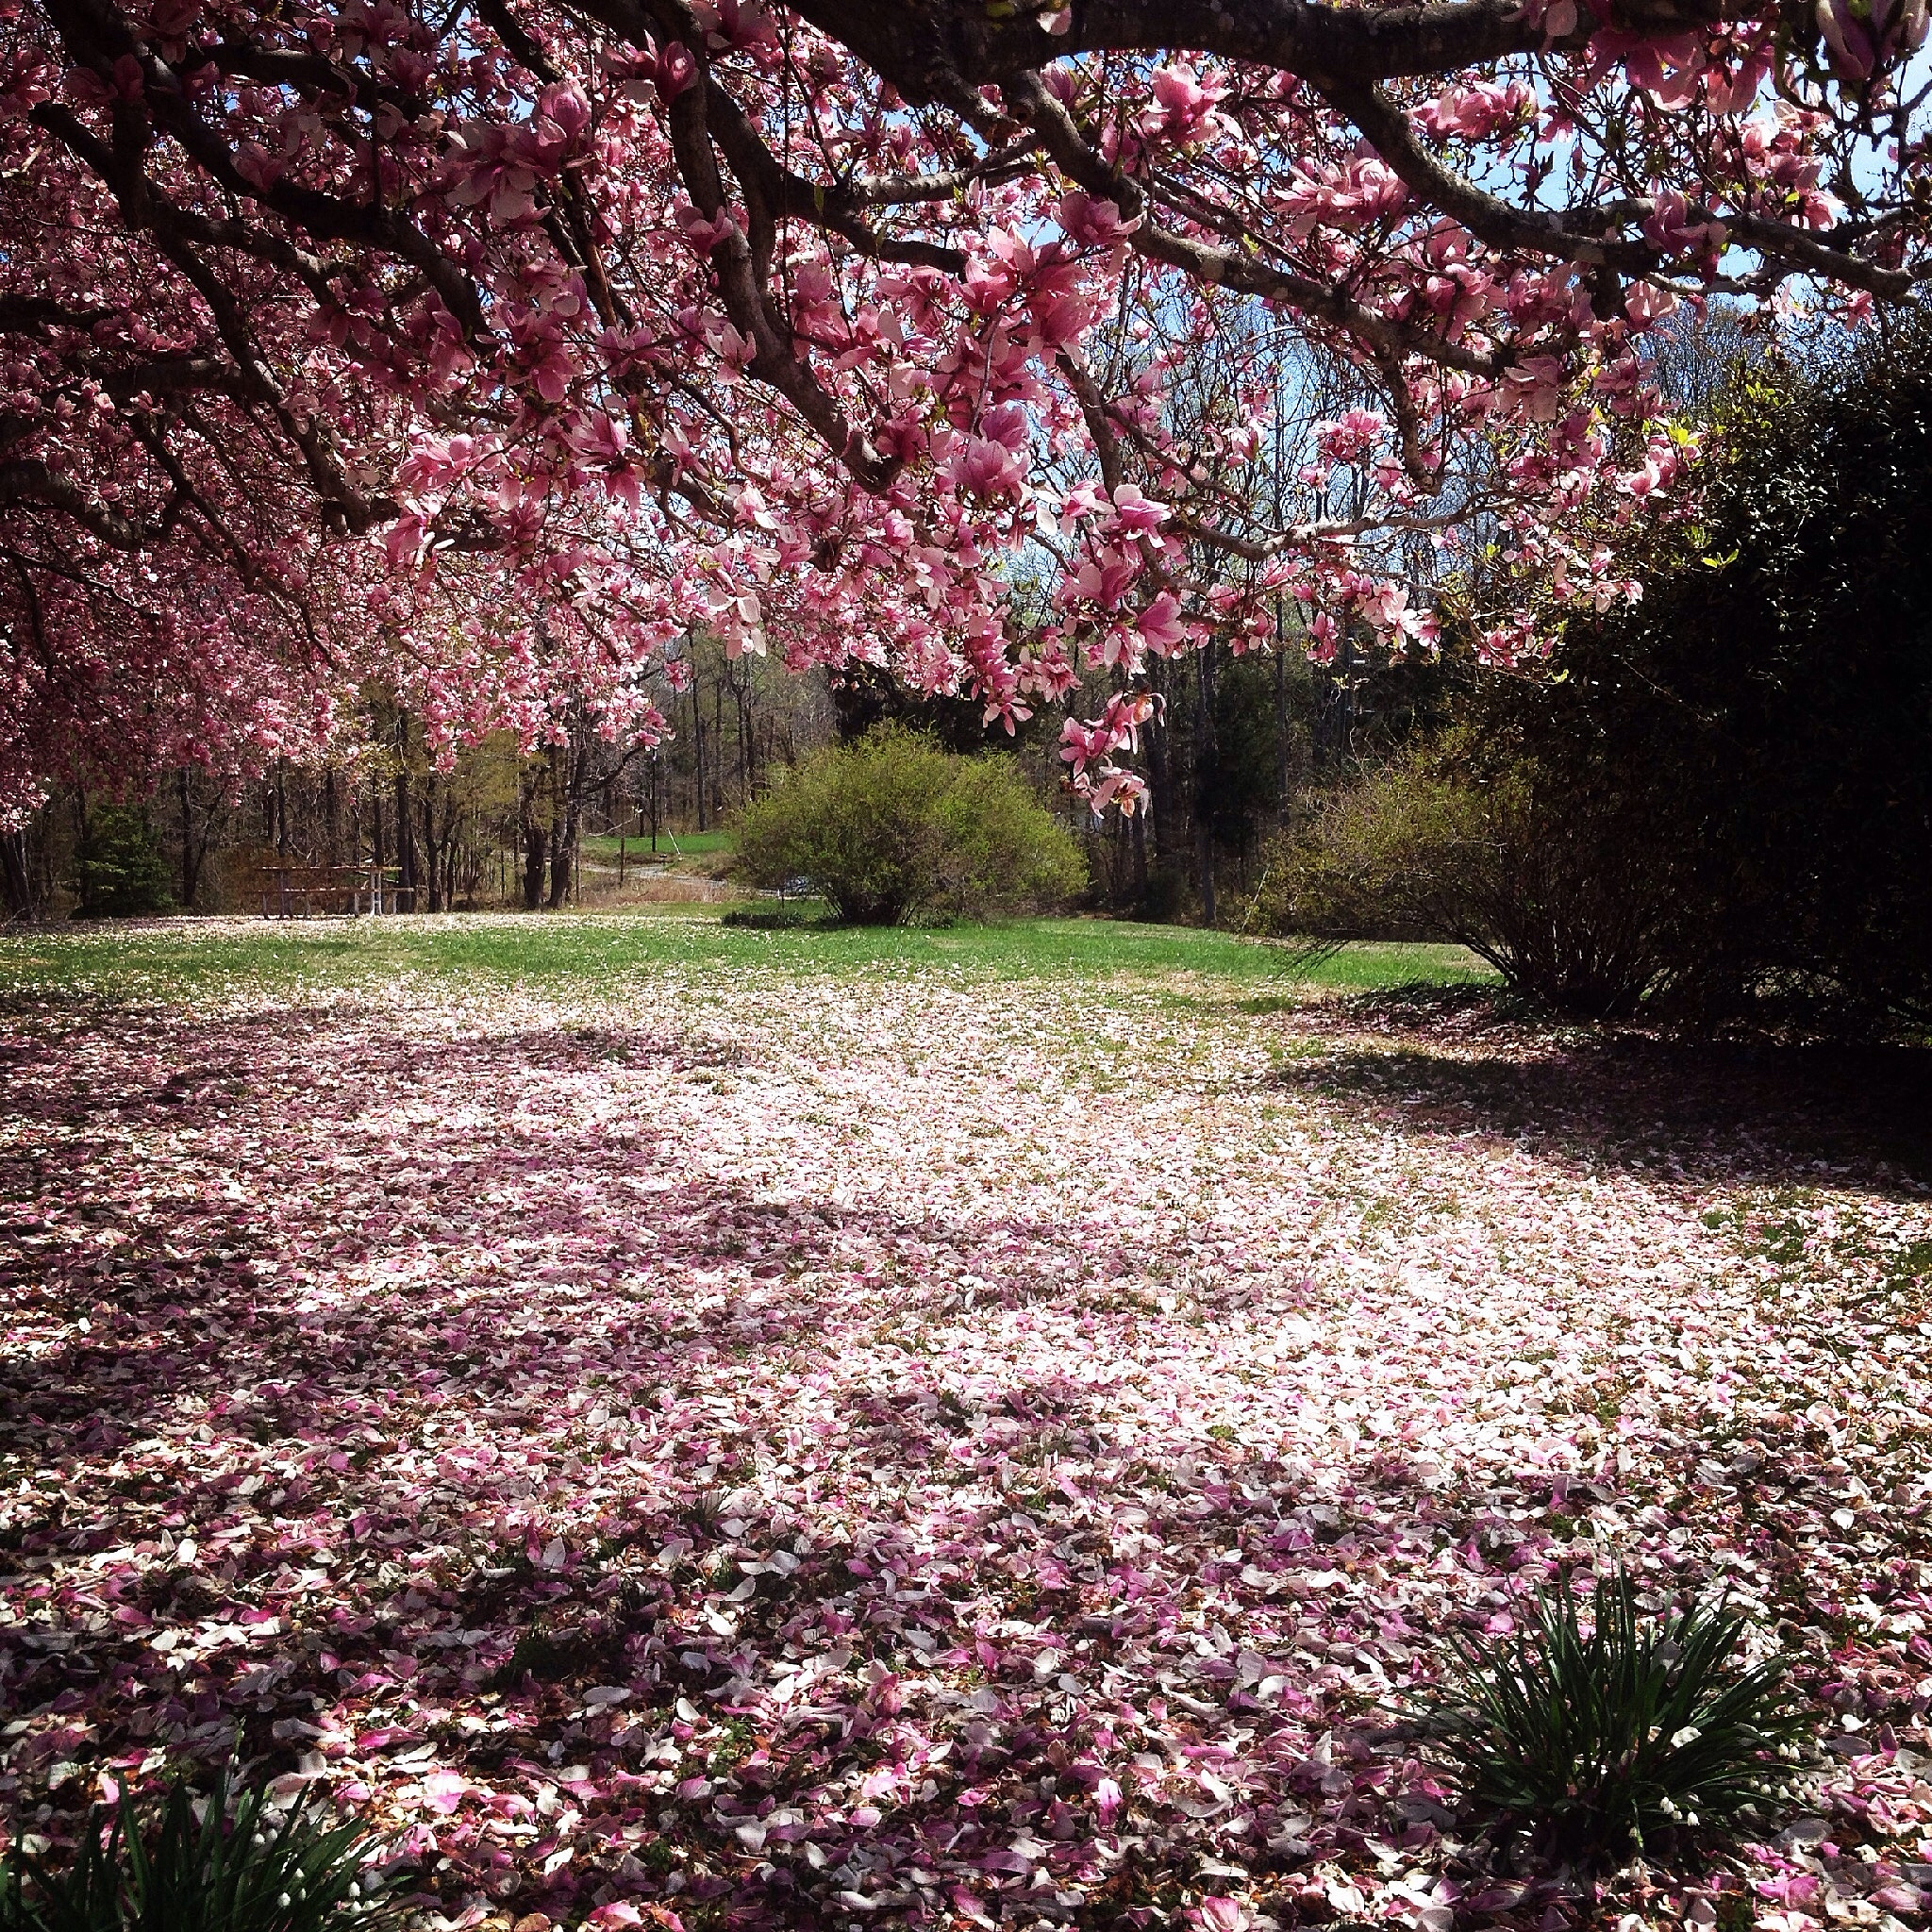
[{"x1": 6, "y1": 615, "x2": 1425, "y2": 923}]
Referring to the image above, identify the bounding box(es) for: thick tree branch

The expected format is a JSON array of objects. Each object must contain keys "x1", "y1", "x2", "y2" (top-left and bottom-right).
[
  {"x1": 1005, "y1": 69, "x2": 1508, "y2": 379},
  {"x1": 40, "y1": 0, "x2": 491, "y2": 342},
  {"x1": 662, "y1": 48, "x2": 902, "y2": 492},
  {"x1": 699, "y1": 75, "x2": 969, "y2": 275},
  {"x1": 784, "y1": 0, "x2": 1742, "y2": 105},
  {"x1": 0, "y1": 458, "x2": 161, "y2": 548}
]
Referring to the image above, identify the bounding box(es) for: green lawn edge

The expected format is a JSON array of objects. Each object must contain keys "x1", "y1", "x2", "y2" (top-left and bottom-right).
[{"x1": 0, "y1": 909, "x2": 1494, "y2": 1004}]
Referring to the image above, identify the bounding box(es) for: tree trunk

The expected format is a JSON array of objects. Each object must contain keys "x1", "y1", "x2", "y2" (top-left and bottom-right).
[
  {"x1": 1143, "y1": 660, "x2": 1177, "y2": 902},
  {"x1": 422, "y1": 785, "x2": 440, "y2": 911},
  {"x1": 394, "y1": 765, "x2": 416, "y2": 910},
  {"x1": 441, "y1": 796, "x2": 461, "y2": 909},
  {"x1": 546, "y1": 753, "x2": 567, "y2": 908},
  {"x1": 691, "y1": 679, "x2": 708, "y2": 833},
  {"x1": 174, "y1": 769, "x2": 221, "y2": 910},
  {"x1": 1274, "y1": 624, "x2": 1291, "y2": 825},
  {"x1": 372, "y1": 775, "x2": 387, "y2": 908},
  {"x1": 1194, "y1": 638, "x2": 1218, "y2": 927},
  {"x1": 1, "y1": 825, "x2": 35, "y2": 918},
  {"x1": 548, "y1": 724, "x2": 586, "y2": 908},
  {"x1": 520, "y1": 760, "x2": 546, "y2": 910},
  {"x1": 177, "y1": 769, "x2": 197, "y2": 908}
]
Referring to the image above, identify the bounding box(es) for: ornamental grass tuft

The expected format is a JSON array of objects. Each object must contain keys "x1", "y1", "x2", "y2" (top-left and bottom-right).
[
  {"x1": 1427, "y1": 1570, "x2": 1808, "y2": 1874},
  {"x1": 1, "y1": 1768, "x2": 398, "y2": 1932}
]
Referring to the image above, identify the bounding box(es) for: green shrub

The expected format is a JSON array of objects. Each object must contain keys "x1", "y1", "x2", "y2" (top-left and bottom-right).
[
  {"x1": 1256, "y1": 319, "x2": 1932, "y2": 1034},
  {"x1": 933, "y1": 756, "x2": 1087, "y2": 917},
  {"x1": 1425, "y1": 1572, "x2": 1806, "y2": 1875},
  {"x1": 1251, "y1": 747, "x2": 1685, "y2": 1019},
  {"x1": 733, "y1": 729, "x2": 1084, "y2": 924},
  {"x1": 73, "y1": 805, "x2": 173, "y2": 919},
  {"x1": 1250, "y1": 758, "x2": 1457, "y2": 947},
  {"x1": 0, "y1": 1767, "x2": 397, "y2": 1932}
]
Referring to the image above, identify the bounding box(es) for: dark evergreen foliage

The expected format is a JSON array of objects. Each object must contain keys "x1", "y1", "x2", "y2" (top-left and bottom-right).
[
  {"x1": 72, "y1": 805, "x2": 174, "y2": 919},
  {"x1": 1259, "y1": 316, "x2": 1932, "y2": 1033}
]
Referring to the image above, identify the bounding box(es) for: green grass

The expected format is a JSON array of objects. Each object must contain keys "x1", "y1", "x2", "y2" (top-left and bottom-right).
[
  {"x1": 0, "y1": 910, "x2": 1493, "y2": 1006},
  {"x1": 581, "y1": 829, "x2": 732, "y2": 861}
]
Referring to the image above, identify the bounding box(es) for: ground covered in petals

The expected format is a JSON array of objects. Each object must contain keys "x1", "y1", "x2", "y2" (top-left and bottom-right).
[{"x1": 3, "y1": 916, "x2": 1931, "y2": 1932}]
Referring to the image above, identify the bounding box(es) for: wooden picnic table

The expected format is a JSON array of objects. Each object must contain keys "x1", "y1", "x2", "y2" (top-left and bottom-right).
[{"x1": 253, "y1": 864, "x2": 413, "y2": 916}]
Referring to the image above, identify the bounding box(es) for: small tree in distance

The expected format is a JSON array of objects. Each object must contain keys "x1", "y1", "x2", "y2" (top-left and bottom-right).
[
  {"x1": 733, "y1": 731, "x2": 1085, "y2": 926},
  {"x1": 73, "y1": 805, "x2": 175, "y2": 920}
]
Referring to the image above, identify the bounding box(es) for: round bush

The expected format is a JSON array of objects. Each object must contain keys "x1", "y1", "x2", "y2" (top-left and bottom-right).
[
  {"x1": 1251, "y1": 746, "x2": 1688, "y2": 1020},
  {"x1": 733, "y1": 729, "x2": 1084, "y2": 924}
]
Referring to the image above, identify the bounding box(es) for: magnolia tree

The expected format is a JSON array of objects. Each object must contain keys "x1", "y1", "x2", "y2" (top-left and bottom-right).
[{"x1": 1, "y1": 0, "x2": 1925, "y2": 812}]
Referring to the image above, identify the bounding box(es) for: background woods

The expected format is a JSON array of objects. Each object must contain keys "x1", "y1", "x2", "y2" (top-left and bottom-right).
[
  {"x1": 4, "y1": 618, "x2": 1452, "y2": 923},
  {"x1": 3, "y1": 637, "x2": 838, "y2": 917}
]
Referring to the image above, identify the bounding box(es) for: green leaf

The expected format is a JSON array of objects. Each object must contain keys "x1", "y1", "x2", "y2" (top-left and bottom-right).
[
  {"x1": 0, "y1": 1769, "x2": 400, "y2": 1932},
  {"x1": 1420, "y1": 1570, "x2": 1807, "y2": 1876}
]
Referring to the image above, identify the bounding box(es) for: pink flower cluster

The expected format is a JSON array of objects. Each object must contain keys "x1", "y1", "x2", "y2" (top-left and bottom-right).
[{"x1": 1, "y1": 0, "x2": 1922, "y2": 809}]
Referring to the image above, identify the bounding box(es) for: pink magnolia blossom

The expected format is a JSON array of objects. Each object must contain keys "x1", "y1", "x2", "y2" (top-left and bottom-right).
[{"x1": 0, "y1": 0, "x2": 1922, "y2": 810}]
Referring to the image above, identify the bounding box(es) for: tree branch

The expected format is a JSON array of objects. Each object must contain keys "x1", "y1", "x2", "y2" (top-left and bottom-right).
[{"x1": 1005, "y1": 69, "x2": 1508, "y2": 379}]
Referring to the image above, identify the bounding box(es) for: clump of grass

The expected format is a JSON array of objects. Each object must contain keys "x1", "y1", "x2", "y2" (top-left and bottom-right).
[
  {"x1": 1426, "y1": 1571, "x2": 1807, "y2": 1874},
  {"x1": 1, "y1": 1768, "x2": 398, "y2": 1932}
]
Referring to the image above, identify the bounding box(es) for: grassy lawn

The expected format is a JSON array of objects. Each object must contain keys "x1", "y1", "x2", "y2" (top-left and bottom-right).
[
  {"x1": 0, "y1": 909, "x2": 1492, "y2": 1004},
  {"x1": 581, "y1": 828, "x2": 733, "y2": 861}
]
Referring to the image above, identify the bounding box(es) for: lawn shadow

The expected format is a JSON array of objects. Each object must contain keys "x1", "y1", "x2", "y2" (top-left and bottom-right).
[
  {"x1": 1270, "y1": 989, "x2": 1932, "y2": 1196},
  {"x1": 3, "y1": 1362, "x2": 1509, "y2": 1926}
]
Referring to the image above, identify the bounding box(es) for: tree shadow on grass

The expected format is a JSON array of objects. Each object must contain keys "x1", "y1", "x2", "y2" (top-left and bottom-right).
[
  {"x1": 0, "y1": 1368, "x2": 1533, "y2": 1931},
  {"x1": 0, "y1": 978, "x2": 1467, "y2": 1928},
  {"x1": 1272, "y1": 988, "x2": 1932, "y2": 1194}
]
